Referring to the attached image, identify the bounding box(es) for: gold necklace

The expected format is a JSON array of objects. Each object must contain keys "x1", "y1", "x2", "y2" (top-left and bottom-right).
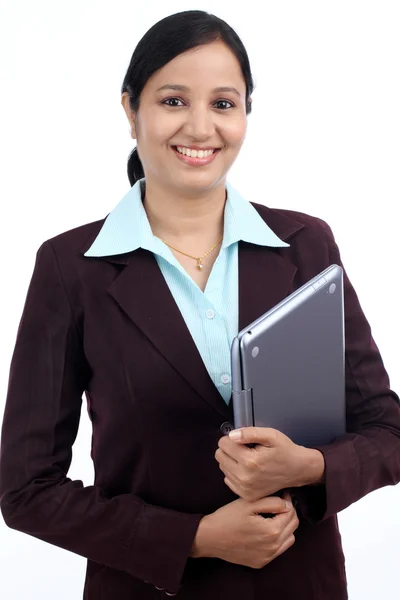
[{"x1": 159, "y1": 235, "x2": 223, "y2": 270}]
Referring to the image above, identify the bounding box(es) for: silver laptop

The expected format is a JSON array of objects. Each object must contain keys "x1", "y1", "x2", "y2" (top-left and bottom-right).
[{"x1": 231, "y1": 265, "x2": 346, "y2": 447}]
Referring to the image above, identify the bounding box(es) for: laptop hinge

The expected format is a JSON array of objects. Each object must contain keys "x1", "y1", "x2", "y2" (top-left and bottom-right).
[{"x1": 232, "y1": 388, "x2": 254, "y2": 428}]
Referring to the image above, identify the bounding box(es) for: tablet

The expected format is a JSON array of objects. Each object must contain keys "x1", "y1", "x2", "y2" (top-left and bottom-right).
[{"x1": 231, "y1": 264, "x2": 346, "y2": 447}]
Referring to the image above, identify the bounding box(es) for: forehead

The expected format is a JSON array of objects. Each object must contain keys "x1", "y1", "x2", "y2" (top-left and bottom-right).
[{"x1": 146, "y1": 40, "x2": 246, "y2": 93}]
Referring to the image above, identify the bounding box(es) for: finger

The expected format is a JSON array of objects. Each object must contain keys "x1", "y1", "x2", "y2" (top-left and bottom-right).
[
  {"x1": 219, "y1": 462, "x2": 241, "y2": 488},
  {"x1": 218, "y1": 439, "x2": 252, "y2": 464},
  {"x1": 264, "y1": 504, "x2": 295, "y2": 531},
  {"x1": 223, "y1": 476, "x2": 241, "y2": 497},
  {"x1": 282, "y1": 490, "x2": 293, "y2": 505},
  {"x1": 229, "y1": 426, "x2": 278, "y2": 446},
  {"x1": 272, "y1": 501, "x2": 299, "y2": 537},
  {"x1": 251, "y1": 495, "x2": 291, "y2": 516},
  {"x1": 281, "y1": 491, "x2": 296, "y2": 512},
  {"x1": 272, "y1": 530, "x2": 296, "y2": 561},
  {"x1": 217, "y1": 450, "x2": 259, "y2": 491},
  {"x1": 221, "y1": 466, "x2": 265, "y2": 502},
  {"x1": 275, "y1": 508, "x2": 300, "y2": 547},
  {"x1": 261, "y1": 505, "x2": 297, "y2": 547},
  {"x1": 215, "y1": 448, "x2": 239, "y2": 471}
]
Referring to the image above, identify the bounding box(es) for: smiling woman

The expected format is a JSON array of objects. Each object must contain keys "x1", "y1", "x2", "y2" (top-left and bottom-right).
[
  {"x1": 1, "y1": 8, "x2": 399, "y2": 600},
  {"x1": 118, "y1": 14, "x2": 255, "y2": 292}
]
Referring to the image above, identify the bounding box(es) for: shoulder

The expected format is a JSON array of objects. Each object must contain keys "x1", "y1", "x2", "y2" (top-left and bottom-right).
[
  {"x1": 248, "y1": 201, "x2": 341, "y2": 277},
  {"x1": 250, "y1": 201, "x2": 335, "y2": 244},
  {"x1": 37, "y1": 218, "x2": 106, "y2": 259},
  {"x1": 250, "y1": 201, "x2": 333, "y2": 235},
  {"x1": 30, "y1": 219, "x2": 108, "y2": 293}
]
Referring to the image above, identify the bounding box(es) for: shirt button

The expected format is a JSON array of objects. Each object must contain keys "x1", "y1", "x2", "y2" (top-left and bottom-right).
[
  {"x1": 221, "y1": 374, "x2": 231, "y2": 384},
  {"x1": 220, "y1": 421, "x2": 234, "y2": 435},
  {"x1": 206, "y1": 309, "x2": 215, "y2": 319}
]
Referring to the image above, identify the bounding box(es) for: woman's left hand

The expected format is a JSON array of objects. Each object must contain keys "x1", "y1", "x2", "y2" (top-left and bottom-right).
[{"x1": 215, "y1": 427, "x2": 324, "y2": 502}]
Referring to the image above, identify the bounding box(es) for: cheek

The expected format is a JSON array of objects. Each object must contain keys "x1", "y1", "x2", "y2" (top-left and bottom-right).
[
  {"x1": 222, "y1": 117, "x2": 247, "y2": 148},
  {"x1": 138, "y1": 110, "x2": 179, "y2": 147}
]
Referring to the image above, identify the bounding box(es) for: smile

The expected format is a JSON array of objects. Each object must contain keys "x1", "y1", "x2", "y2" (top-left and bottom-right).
[
  {"x1": 172, "y1": 145, "x2": 221, "y2": 166},
  {"x1": 175, "y1": 146, "x2": 216, "y2": 158}
]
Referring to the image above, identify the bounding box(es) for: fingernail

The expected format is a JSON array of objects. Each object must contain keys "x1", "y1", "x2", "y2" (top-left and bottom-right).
[
  {"x1": 285, "y1": 500, "x2": 292, "y2": 510},
  {"x1": 229, "y1": 430, "x2": 242, "y2": 441}
]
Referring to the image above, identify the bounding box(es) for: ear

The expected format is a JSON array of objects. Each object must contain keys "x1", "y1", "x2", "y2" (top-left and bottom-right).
[{"x1": 121, "y1": 92, "x2": 137, "y2": 140}]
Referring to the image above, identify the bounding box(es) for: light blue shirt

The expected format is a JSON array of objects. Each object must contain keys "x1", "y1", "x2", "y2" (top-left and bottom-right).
[{"x1": 85, "y1": 179, "x2": 289, "y2": 403}]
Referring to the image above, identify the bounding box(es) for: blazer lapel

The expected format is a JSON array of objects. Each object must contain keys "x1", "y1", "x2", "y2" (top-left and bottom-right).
[
  {"x1": 238, "y1": 243, "x2": 298, "y2": 331},
  {"x1": 238, "y1": 204, "x2": 304, "y2": 330},
  {"x1": 106, "y1": 249, "x2": 233, "y2": 419}
]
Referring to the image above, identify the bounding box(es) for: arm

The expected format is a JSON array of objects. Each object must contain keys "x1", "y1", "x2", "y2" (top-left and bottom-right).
[
  {"x1": 0, "y1": 241, "x2": 202, "y2": 595},
  {"x1": 292, "y1": 222, "x2": 400, "y2": 523},
  {"x1": 298, "y1": 448, "x2": 326, "y2": 486},
  {"x1": 190, "y1": 515, "x2": 213, "y2": 558}
]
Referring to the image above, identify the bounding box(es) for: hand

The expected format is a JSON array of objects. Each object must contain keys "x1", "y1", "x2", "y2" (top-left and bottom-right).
[
  {"x1": 215, "y1": 427, "x2": 325, "y2": 502},
  {"x1": 191, "y1": 491, "x2": 299, "y2": 569}
]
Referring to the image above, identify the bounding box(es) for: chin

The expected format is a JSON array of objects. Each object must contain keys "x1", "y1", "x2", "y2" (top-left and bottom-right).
[{"x1": 173, "y1": 171, "x2": 226, "y2": 193}]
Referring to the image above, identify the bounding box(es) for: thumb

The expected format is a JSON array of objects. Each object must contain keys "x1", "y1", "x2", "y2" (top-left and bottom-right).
[
  {"x1": 250, "y1": 494, "x2": 292, "y2": 516},
  {"x1": 228, "y1": 426, "x2": 275, "y2": 445}
]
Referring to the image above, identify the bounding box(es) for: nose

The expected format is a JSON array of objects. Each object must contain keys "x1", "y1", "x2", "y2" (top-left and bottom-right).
[{"x1": 184, "y1": 105, "x2": 215, "y2": 141}]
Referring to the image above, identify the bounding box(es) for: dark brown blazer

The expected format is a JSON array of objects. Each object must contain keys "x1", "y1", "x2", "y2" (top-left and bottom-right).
[{"x1": 1, "y1": 202, "x2": 399, "y2": 600}]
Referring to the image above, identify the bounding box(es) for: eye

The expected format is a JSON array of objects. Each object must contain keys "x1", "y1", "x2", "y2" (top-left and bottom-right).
[
  {"x1": 214, "y1": 100, "x2": 235, "y2": 110},
  {"x1": 162, "y1": 97, "x2": 185, "y2": 107}
]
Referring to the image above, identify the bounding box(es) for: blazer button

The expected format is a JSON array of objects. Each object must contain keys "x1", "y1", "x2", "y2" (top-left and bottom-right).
[
  {"x1": 220, "y1": 421, "x2": 234, "y2": 435},
  {"x1": 165, "y1": 592, "x2": 178, "y2": 597}
]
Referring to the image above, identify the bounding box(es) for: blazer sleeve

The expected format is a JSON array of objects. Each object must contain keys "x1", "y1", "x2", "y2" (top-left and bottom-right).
[
  {"x1": 0, "y1": 240, "x2": 203, "y2": 595},
  {"x1": 292, "y1": 221, "x2": 400, "y2": 524}
]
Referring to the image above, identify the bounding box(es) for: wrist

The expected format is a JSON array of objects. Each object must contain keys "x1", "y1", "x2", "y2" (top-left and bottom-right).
[
  {"x1": 190, "y1": 515, "x2": 215, "y2": 559},
  {"x1": 296, "y1": 447, "x2": 326, "y2": 487}
]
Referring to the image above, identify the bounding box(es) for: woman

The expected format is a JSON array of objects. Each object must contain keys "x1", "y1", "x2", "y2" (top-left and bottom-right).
[{"x1": 1, "y1": 10, "x2": 399, "y2": 600}]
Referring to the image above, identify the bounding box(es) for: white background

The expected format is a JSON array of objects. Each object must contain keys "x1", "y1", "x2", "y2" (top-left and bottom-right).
[{"x1": 0, "y1": 1, "x2": 399, "y2": 598}]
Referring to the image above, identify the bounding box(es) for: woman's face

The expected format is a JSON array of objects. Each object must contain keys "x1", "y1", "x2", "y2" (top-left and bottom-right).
[{"x1": 122, "y1": 40, "x2": 249, "y2": 195}]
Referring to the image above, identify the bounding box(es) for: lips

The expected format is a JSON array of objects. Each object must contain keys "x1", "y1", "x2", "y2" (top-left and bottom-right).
[
  {"x1": 171, "y1": 145, "x2": 221, "y2": 165},
  {"x1": 173, "y1": 146, "x2": 219, "y2": 157}
]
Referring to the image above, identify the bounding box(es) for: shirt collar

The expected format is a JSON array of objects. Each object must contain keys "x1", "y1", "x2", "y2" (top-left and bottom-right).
[
  {"x1": 84, "y1": 178, "x2": 289, "y2": 258},
  {"x1": 223, "y1": 181, "x2": 289, "y2": 249}
]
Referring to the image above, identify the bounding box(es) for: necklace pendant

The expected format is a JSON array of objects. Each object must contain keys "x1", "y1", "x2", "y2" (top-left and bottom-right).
[{"x1": 197, "y1": 258, "x2": 203, "y2": 270}]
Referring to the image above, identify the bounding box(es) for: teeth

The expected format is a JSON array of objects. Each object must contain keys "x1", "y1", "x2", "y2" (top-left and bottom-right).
[{"x1": 176, "y1": 146, "x2": 215, "y2": 158}]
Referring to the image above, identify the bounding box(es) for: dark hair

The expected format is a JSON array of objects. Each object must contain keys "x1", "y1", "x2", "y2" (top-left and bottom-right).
[{"x1": 121, "y1": 10, "x2": 254, "y2": 186}]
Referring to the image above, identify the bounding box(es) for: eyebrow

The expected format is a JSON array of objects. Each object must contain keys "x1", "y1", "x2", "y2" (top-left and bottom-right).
[{"x1": 156, "y1": 84, "x2": 242, "y2": 97}]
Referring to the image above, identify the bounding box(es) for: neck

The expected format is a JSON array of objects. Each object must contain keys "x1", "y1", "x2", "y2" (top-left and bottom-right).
[{"x1": 141, "y1": 178, "x2": 226, "y2": 248}]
